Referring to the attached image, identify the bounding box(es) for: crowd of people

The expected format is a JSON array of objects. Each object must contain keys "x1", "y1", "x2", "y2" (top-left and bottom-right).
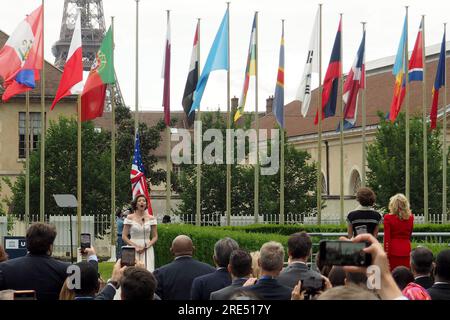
[{"x1": 0, "y1": 187, "x2": 449, "y2": 300}]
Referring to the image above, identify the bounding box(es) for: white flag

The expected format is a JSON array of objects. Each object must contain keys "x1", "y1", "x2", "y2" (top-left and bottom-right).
[{"x1": 296, "y1": 8, "x2": 320, "y2": 117}]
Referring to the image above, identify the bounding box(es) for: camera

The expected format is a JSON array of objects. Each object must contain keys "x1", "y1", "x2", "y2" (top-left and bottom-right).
[
  {"x1": 80, "y1": 233, "x2": 91, "y2": 253},
  {"x1": 319, "y1": 240, "x2": 372, "y2": 267},
  {"x1": 300, "y1": 275, "x2": 324, "y2": 297},
  {"x1": 121, "y1": 246, "x2": 136, "y2": 267}
]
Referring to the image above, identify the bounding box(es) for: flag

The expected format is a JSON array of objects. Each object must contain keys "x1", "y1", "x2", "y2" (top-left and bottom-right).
[
  {"x1": 339, "y1": 30, "x2": 366, "y2": 130},
  {"x1": 50, "y1": 11, "x2": 83, "y2": 110},
  {"x1": 315, "y1": 18, "x2": 342, "y2": 125},
  {"x1": 0, "y1": 5, "x2": 43, "y2": 101},
  {"x1": 80, "y1": 26, "x2": 115, "y2": 121},
  {"x1": 189, "y1": 9, "x2": 229, "y2": 114},
  {"x1": 408, "y1": 20, "x2": 424, "y2": 81},
  {"x1": 162, "y1": 13, "x2": 171, "y2": 126},
  {"x1": 388, "y1": 16, "x2": 407, "y2": 122},
  {"x1": 234, "y1": 13, "x2": 256, "y2": 122},
  {"x1": 273, "y1": 26, "x2": 285, "y2": 128},
  {"x1": 181, "y1": 22, "x2": 199, "y2": 127},
  {"x1": 430, "y1": 31, "x2": 446, "y2": 130},
  {"x1": 131, "y1": 131, "x2": 153, "y2": 216},
  {"x1": 296, "y1": 8, "x2": 320, "y2": 117}
]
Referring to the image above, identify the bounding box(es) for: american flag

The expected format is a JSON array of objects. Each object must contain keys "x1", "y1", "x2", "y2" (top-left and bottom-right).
[{"x1": 130, "y1": 131, "x2": 153, "y2": 215}]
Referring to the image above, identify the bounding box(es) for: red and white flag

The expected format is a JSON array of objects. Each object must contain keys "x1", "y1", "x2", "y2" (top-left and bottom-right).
[{"x1": 50, "y1": 10, "x2": 83, "y2": 110}]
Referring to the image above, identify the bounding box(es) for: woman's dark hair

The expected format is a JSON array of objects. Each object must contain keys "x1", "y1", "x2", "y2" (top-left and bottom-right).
[
  {"x1": 131, "y1": 195, "x2": 148, "y2": 211},
  {"x1": 356, "y1": 187, "x2": 376, "y2": 207},
  {"x1": 115, "y1": 208, "x2": 123, "y2": 218},
  {"x1": 26, "y1": 223, "x2": 57, "y2": 255}
]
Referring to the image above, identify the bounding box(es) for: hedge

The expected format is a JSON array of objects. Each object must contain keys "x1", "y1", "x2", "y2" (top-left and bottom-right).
[{"x1": 220, "y1": 223, "x2": 450, "y2": 235}]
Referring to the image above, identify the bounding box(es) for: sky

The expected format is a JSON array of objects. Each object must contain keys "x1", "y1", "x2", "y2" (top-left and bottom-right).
[{"x1": 0, "y1": 0, "x2": 449, "y2": 113}]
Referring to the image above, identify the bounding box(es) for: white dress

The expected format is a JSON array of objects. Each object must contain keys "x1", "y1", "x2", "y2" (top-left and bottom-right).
[{"x1": 123, "y1": 216, "x2": 157, "y2": 272}]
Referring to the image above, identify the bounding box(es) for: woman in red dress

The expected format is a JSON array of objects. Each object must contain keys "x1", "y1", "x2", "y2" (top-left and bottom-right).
[{"x1": 383, "y1": 193, "x2": 414, "y2": 271}]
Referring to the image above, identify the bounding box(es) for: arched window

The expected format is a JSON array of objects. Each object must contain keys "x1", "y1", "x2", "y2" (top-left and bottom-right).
[
  {"x1": 321, "y1": 173, "x2": 327, "y2": 195},
  {"x1": 349, "y1": 169, "x2": 362, "y2": 195}
]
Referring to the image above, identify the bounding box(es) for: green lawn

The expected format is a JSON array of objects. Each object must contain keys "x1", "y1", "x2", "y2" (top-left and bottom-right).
[{"x1": 98, "y1": 262, "x2": 115, "y2": 280}]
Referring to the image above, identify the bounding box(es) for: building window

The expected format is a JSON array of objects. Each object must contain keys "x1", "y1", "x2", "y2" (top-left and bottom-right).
[
  {"x1": 19, "y1": 112, "x2": 42, "y2": 159},
  {"x1": 349, "y1": 170, "x2": 362, "y2": 195},
  {"x1": 321, "y1": 173, "x2": 327, "y2": 195},
  {"x1": 172, "y1": 164, "x2": 182, "y2": 180}
]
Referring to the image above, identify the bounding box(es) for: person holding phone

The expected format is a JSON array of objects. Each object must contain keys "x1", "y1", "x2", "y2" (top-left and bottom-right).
[
  {"x1": 384, "y1": 193, "x2": 414, "y2": 271},
  {"x1": 122, "y1": 194, "x2": 158, "y2": 272}
]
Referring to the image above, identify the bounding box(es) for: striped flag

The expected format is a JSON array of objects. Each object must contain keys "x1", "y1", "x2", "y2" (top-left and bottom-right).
[
  {"x1": 315, "y1": 18, "x2": 342, "y2": 125},
  {"x1": 50, "y1": 10, "x2": 83, "y2": 110},
  {"x1": 131, "y1": 131, "x2": 153, "y2": 215},
  {"x1": 162, "y1": 12, "x2": 171, "y2": 126},
  {"x1": 340, "y1": 30, "x2": 365, "y2": 130},
  {"x1": 181, "y1": 22, "x2": 199, "y2": 127},
  {"x1": 234, "y1": 13, "x2": 256, "y2": 122},
  {"x1": 273, "y1": 26, "x2": 285, "y2": 128},
  {"x1": 389, "y1": 16, "x2": 407, "y2": 122},
  {"x1": 430, "y1": 31, "x2": 446, "y2": 130},
  {"x1": 408, "y1": 21, "x2": 424, "y2": 82}
]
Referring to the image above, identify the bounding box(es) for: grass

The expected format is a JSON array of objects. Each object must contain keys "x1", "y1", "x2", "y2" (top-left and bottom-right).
[{"x1": 98, "y1": 262, "x2": 115, "y2": 280}]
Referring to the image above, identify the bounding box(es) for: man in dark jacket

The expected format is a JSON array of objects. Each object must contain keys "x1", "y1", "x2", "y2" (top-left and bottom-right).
[
  {"x1": 241, "y1": 241, "x2": 292, "y2": 300},
  {"x1": 153, "y1": 235, "x2": 215, "y2": 300},
  {"x1": 0, "y1": 223, "x2": 98, "y2": 300},
  {"x1": 428, "y1": 249, "x2": 450, "y2": 300},
  {"x1": 191, "y1": 237, "x2": 239, "y2": 300},
  {"x1": 411, "y1": 247, "x2": 434, "y2": 289},
  {"x1": 210, "y1": 249, "x2": 252, "y2": 300},
  {"x1": 278, "y1": 232, "x2": 322, "y2": 289}
]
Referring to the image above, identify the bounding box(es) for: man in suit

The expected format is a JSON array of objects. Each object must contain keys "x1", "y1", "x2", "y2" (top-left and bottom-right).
[
  {"x1": 428, "y1": 249, "x2": 450, "y2": 300},
  {"x1": 210, "y1": 249, "x2": 252, "y2": 300},
  {"x1": 0, "y1": 222, "x2": 98, "y2": 300},
  {"x1": 241, "y1": 241, "x2": 292, "y2": 300},
  {"x1": 411, "y1": 247, "x2": 434, "y2": 289},
  {"x1": 278, "y1": 232, "x2": 322, "y2": 289},
  {"x1": 153, "y1": 235, "x2": 215, "y2": 300},
  {"x1": 191, "y1": 237, "x2": 239, "y2": 300}
]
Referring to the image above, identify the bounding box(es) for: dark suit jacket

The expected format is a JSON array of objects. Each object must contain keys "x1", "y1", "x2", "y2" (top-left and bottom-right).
[
  {"x1": 0, "y1": 254, "x2": 98, "y2": 300},
  {"x1": 210, "y1": 278, "x2": 247, "y2": 300},
  {"x1": 153, "y1": 256, "x2": 215, "y2": 300},
  {"x1": 414, "y1": 276, "x2": 434, "y2": 290},
  {"x1": 241, "y1": 278, "x2": 292, "y2": 300},
  {"x1": 428, "y1": 282, "x2": 450, "y2": 300},
  {"x1": 191, "y1": 268, "x2": 231, "y2": 300},
  {"x1": 277, "y1": 262, "x2": 323, "y2": 289}
]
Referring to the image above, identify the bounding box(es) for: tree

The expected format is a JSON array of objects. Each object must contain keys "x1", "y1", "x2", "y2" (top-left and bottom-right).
[
  {"x1": 367, "y1": 112, "x2": 445, "y2": 216},
  {"x1": 6, "y1": 106, "x2": 166, "y2": 233},
  {"x1": 174, "y1": 110, "x2": 317, "y2": 223}
]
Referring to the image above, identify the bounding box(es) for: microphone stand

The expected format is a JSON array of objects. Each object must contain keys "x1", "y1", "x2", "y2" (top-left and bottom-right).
[{"x1": 142, "y1": 217, "x2": 147, "y2": 270}]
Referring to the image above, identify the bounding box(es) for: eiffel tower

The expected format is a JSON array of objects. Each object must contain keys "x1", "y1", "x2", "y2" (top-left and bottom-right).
[{"x1": 52, "y1": 0, "x2": 125, "y2": 110}]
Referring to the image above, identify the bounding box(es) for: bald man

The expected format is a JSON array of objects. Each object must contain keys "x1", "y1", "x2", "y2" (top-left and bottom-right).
[{"x1": 153, "y1": 235, "x2": 215, "y2": 300}]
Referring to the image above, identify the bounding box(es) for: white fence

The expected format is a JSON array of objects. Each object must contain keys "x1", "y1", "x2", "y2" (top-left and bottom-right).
[{"x1": 0, "y1": 216, "x2": 7, "y2": 245}]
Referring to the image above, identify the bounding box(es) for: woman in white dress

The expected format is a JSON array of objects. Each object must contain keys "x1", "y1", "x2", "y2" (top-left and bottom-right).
[{"x1": 122, "y1": 195, "x2": 158, "y2": 272}]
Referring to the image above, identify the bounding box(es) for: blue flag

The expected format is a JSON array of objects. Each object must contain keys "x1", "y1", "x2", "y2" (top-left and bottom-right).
[{"x1": 189, "y1": 9, "x2": 229, "y2": 114}]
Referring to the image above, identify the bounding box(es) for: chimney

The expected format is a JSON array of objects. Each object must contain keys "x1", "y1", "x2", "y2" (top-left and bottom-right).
[
  {"x1": 266, "y1": 96, "x2": 274, "y2": 114},
  {"x1": 231, "y1": 96, "x2": 239, "y2": 114}
]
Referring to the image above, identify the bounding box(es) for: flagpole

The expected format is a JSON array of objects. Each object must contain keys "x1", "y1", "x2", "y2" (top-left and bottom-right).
[
  {"x1": 443, "y1": 23, "x2": 447, "y2": 223},
  {"x1": 280, "y1": 19, "x2": 285, "y2": 225},
  {"x1": 317, "y1": 4, "x2": 323, "y2": 225},
  {"x1": 421, "y1": 15, "x2": 428, "y2": 222},
  {"x1": 254, "y1": 11, "x2": 259, "y2": 224},
  {"x1": 339, "y1": 13, "x2": 344, "y2": 225},
  {"x1": 226, "y1": 2, "x2": 231, "y2": 226},
  {"x1": 25, "y1": 92, "x2": 30, "y2": 227},
  {"x1": 165, "y1": 10, "x2": 172, "y2": 217},
  {"x1": 405, "y1": 6, "x2": 410, "y2": 200},
  {"x1": 135, "y1": 0, "x2": 139, "y2": 134},
  {"x1": 77, "y1": 94, "x2": 82, "y2": 250},
  {"x1": 40, "y1": 0, "x2": 45, "y2": 222},
  {"x1": 196, "y1": 19, "x2": 202, "y2": 226},
  {"x1": 110, "y1": 16, "x2": 116, "y2": 251},
  {"x1": 361, "y1": 22, "x2": 367, "y2": 187}
]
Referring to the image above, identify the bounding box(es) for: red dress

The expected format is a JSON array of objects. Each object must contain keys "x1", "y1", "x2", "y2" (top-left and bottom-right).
[{"x1": 383, "y1": 213, "x2": 414, "y2": 271}]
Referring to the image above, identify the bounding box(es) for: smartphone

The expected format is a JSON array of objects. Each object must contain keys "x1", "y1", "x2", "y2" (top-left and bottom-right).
[
  {"x1": 319, "y1": 240, "x2": 372, "y2": 267},
  {"x1": 300, "y1": 275, "x2": 324, "y2": 294},
  {"x1": 121, "y1": 246, "x2": 136, "y2": 267},
  {"x1": 13, "y1": 290, "x2": 36, "y2": 300},
  {"x1": 80, "y1": 233, "x2": 91, "y2": 252}
]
